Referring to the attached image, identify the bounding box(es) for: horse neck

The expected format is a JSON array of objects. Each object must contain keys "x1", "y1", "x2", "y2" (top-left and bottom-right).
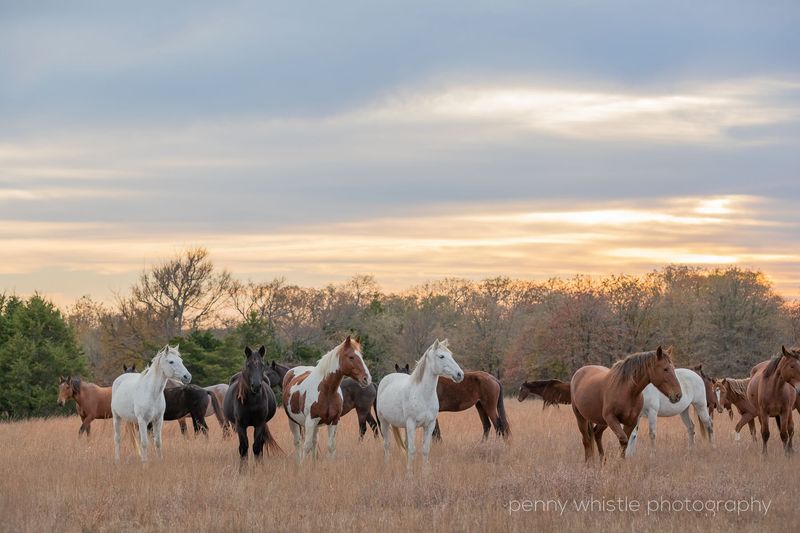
[
  {"x1": 140, "y1": 365, "x2": 170, "y2": 398},
  {"x1": 317, "y1": 368, "x2": 346, "y2": 399},
  {"x1": 764, "y1": 360, "x2": 792, "y2": 391},
  {"x1": 413, "y1": 357, "x2": 440, "y2": 399},
  {"x1": 619, "y1": 369, "x2": 652, "y2": 400}
]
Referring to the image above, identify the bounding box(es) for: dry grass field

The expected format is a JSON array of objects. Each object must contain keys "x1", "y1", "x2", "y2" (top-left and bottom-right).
[{"x1": 0, "y1": 400, "x2": 796, "y2": 532}]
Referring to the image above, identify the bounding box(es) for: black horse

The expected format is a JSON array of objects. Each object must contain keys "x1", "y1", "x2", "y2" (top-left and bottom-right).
[
  {"x1": 123, "y1": 363, "x2": 225, "y2": 436},
  {"x1": 223, "y1": 346, "x2": 282, "y2": 465},
  {"x1": 265, "y1": 360, "x2": 379, "y2": 439}
]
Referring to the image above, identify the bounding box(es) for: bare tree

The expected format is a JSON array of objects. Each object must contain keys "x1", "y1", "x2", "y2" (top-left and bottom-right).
[{"x1": 130, "y1": 247, "x2": 231, "y2": 337}]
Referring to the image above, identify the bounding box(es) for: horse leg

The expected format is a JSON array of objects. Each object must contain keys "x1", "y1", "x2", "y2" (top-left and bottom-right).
[
  {"x1": 778, "y1": 413, "x2": 793, "y2": 456},
  {"x1": 422, "y1": 420, "x2": 436, "y2": 465},
  {"x1": 357, "y1": 410, "x2": 368, "y2": 440},
  {"x1": 380, "y1": 419, "x2": 391, "y2": 461},
  {"x1": 237, "y1": 423, "x2": 249, "y2": 462},
  {"x1": 310, "y1": 424, "x2": 320, "y2": 462},
  {"x1": 735, "y1": 411, "x2": 756, "y2": 441},
  {"x1": 137, "y1": 418, "x2": 149, "y2": 462},
  {"x1": 253, "y1": 423, "x2": 266, "y2": 461},
  {"x1": 113, "y1": 414, "x2": 122, "y2": 463},
  {"x1": 573, "y1": 407, "x2": 595, "y2": 463},
  {"x1": 647, "y1": 409, "x2": 657, "y2": 446},
  {"x1": 759, "y1": 412, "x2": 770, "y2": 455},
  {"x1": 178, "y1": 418, "x2": 188, "y2": 436},
  {"x1": 696, "y1": 403, "x2": 715, "y2": 447},
  {"x1": 288, "y1": 421, "x2": 303, "y2": 462},
  {"x1": 475, "y1": 402, "x2": 491, "y2": 440},
  {"x1": 327, "y1": 424, "x2": 339, "y2": 458},
  {"x1": 626, "y1": 422, "x2": 639, "y2": 457},
  {"x1": 594, "y1": 424, "x2": 607, "y2": 461},
  {"x1": 679, "y1": 410, "x2": 696, "y2": 449},
  {"x1": 603, "y1": 413, "x2": 630, "y2": 457},
  {"x1": 80, "y1": 416, "x2": 93, "y2": 437},
  {"x1": 302, "y1": 420, "x2": 316, "y2": 462},
  {"x1": 405, "y1": 419, "x2": 417, "y2": 471},
  {"x1": 152, "y1": 417, "x2": 163, "y2": 460},
  {"x1": 365, "y1": 412, "x2": 379, "y2": 438},
  {"x1": 787, "y1": 411, "x2": 795, "y2": 455}
]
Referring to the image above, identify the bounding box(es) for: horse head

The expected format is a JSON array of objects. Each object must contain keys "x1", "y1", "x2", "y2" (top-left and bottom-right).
[
  {"x1": 243, "y1": 346, "x2": 266, "y2": 394},
  {"x1": 123, "y1": 363, "x2": 137, "y2": 373},
  {"x1": 647, "y1": 346, "x2": 682, "y2": 404},
  {"x1": 779, "y1": 346, "x2": 800, "y2": 386},
  {"x1": 394, "y1": 363, "x2": 410, "y2": 374},
  {"x1": 427, "y1": 339, "x2": 464, "y2": 383},
  {"x1": 156, "y1": 345, "x2": 191, "y2": 384},
  {"x1": 57, "y1": 376, "x2": 74, "y2": 405},
  {"x1": 337, "y1": 335, "x2": 371, "y2": 387},
  {"x1": 264, "y1": 360, "x2": 287, "y2": 389}
]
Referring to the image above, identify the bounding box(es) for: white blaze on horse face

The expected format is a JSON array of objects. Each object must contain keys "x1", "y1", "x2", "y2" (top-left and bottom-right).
[{"x1": 355, "y1": 350, "x2": 372, "y2": 386}]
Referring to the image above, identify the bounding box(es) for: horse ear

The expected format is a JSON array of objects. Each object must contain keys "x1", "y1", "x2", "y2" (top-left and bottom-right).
[
  {"x1": 433, "y1": 339, "x2": 440, "y2": 350},
  {"x1": 344, "y1": 335, "x2": 352, "y2": 347},
  {"x1": 693, "y1": 364, "x2": 702, "y2": 371},
  {"x1": 355, "y1": 335, "x2": 361, "y2": 344},
  {"x1": 244, "y1": 346, "x2": 252, "y2": 358},
  {"x1": 656, "y1": 346, "x2": 664, "y2": 359},
  {"x1": 132, "y1": 364, "x2": 136, "y2": 372},
  {"x1": 258, "y1": 345, "x2": 266, "y2": 358},
  {"x1": 59, "y1": 376, "x2": 66, "y2": 383},
  {"x1": 395, "y1": 364, "x2": 401, "y2": 372},
  {"x1": 405, "y1": 364, "x2": 410, "y2": 372},
  {"x1": 271, "y1": 360, "x2": 277, "y2": 369}
]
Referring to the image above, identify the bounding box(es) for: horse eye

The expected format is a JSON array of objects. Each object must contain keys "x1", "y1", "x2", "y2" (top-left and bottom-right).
[
  {"x1": 439, "y1": 355, "x2": 444, "y2": 359},
  {"x1": 169, "y1": 361, "x2": 174, "y2": 365}
]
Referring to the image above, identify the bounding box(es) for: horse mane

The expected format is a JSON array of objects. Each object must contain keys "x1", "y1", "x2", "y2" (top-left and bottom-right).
[
  {"x1": 70, "y1": 378, "x2": 81, "y2": 395},
  {"x1": 141, "y1": 346, "x2": 170, "y2": 378},
  {"x1": 724, "y1": 378, "x2": 749, "y2": 401},
  {"x1": 411, "y1": 340, "x2": 448, "y2": 384},
  {"x1": 762, "y1": 356, "x2": 783, "y2": 378},
  {"x1": 609, "y1": 350, "x2": 663, "y2": 385},
  {"x1": 312, "y1": 341, "x2": 347, "y2": 377},
  {"x1": 235, "y1": 372, "x2": 247, "y2": 403}
]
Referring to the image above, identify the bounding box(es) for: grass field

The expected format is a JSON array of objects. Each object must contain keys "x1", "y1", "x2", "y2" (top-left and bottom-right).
[{"x1": 0, "y1": 400, "x2": 795, "y2": 532}]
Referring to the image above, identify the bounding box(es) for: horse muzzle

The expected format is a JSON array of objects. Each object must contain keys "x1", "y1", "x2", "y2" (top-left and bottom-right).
[
  {"x1": 669, "y1": 392, "x2": 682, "y2": 404},
  {"x1": 452, "y1": 371, "x2": 464, "y2": 383},
  {"x1": 358, "y1": 375, "x2": 372, "y2": 388},
  {"x1": 180, "y1": 372, "x2": 192, "y2": 384}
]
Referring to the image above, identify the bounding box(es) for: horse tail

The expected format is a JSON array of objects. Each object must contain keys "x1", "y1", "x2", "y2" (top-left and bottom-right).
[
  {"x1": 390, "y1": 425, "x2": 406, "y2": 451},
  {"x1": 263, "y1": 423, "x2": 285, "y2": 456},
  {"x1": 126, "y1": 421, "x2": 141, "y2": 458},
  {"x1": 207, "y1": 391, "x2": 225, "y2": 430},
  {"x1": 496, "y1": 381, "x2": 511, "y2": 439}
]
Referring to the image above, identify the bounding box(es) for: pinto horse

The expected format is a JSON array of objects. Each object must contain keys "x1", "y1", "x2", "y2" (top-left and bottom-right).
[
  {"x1": 718, "y1": 377, "x2": 757, "y2": 441},
  {"x1": 223, "y1": 346, "x2": 282, "y2": 465},
  {"x1": 394, "y1": 363, "x2": 510, "y2": 440},
  {"x1": 518, "y1": 379, "x2": 572, "y2": 407},
  {"x1": 747, "y1": 346, "x2": 800, "y2": 455},
  {"x1": 266, "y1": 361, "x2": 380, "y2": 440},
  {"x1": 377, "y1": 339, "x2": 464, "y2": 470},
  {"x1": 570, "y1": 346, "x2": 682, "y2": 462},
  {"x1": 57, "y1": 377, "x2": 113, "y2": 436},
  {"x1": 283, "y1": 336, "x2": 371, "y2": 462}
]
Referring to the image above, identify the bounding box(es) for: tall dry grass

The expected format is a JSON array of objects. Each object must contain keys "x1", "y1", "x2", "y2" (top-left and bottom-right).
[{"x1": 0, "y1": 401, "x2": 795, "y2": 532}]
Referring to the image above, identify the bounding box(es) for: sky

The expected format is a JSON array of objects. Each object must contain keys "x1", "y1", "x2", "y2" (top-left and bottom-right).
[{"x1": 1, "y1": 1, "x2": 799, "y2": 305}]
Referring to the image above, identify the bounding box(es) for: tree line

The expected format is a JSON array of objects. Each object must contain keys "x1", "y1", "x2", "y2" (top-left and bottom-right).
[{"x1": 2, "y1": 247, "x2": 799, "y2": 418}]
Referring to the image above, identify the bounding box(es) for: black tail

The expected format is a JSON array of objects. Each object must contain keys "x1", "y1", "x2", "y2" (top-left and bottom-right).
[
  {"x1": 263, "y1": 423, "x2": 285, "y2": 456},
  {"x1": 497, "y1": 382, "x2": 511, "y2": 439},
  {"x1": 207, "y1": 391, "x2": 226, "y2": 430},
  {"x1": 372, "y1": 384, "x2": 380, "y2": 437}
]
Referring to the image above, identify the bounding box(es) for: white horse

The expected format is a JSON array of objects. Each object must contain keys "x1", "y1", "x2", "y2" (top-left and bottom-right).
[
  {"x1": 626, "y1": 367, "x2": 714, "y2": 455},
  {"x1": 377, "y1": 339, "x2": 464, "y2": 470},
  {"x1": 111, "y1": 345, "x2": 191, "y2": 462}
]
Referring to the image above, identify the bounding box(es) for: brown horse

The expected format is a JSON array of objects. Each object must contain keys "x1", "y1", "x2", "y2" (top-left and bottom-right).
[
  {"x1": 691, "y1": 364, "x2": 718, "y2": 417},
  {"x1": 747, "y1": 346, "x2": 800, "y2": 455},
  {"x1": 394, "y1": 363, "x2": 510, "y2": 440},
  {"x1": 570, "y1": 346, "x2": 682, "y2": 462},
  {"x1": 57, "y1": 376, "x2": 113, "y2": 436},
  {"x1": 518, "y1": 379, "x2": 571, "y2": 407},
  {"x1": 718, "y1": 377, "x2": 757, "y2": 441}
]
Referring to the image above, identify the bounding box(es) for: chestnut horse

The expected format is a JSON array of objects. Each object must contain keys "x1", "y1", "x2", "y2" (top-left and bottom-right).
[
  {"x1": 717, "y1": 378, "x2": 757, "y2": 441},
  {"x1": 57, "y1": 377, "x2": 113, "y2": 436},
  {"x1": 518, "y1": 379, "x2": 571, "y2": 407},
  {"x1": 283, "y1": 336, "x2": 371, "y2": 462},
  {"x1": 570, "y1": 346, "x2": 682, "y2": 462},
  {"x1": 747, "y1": 346, "x2": 800, "y2": 455},
  {"x1": 394, "y1": 363, "x2": 510, "y2": 440},
  {"x1": 692, "y1": 365, "x2": 718, "y2": 416}
]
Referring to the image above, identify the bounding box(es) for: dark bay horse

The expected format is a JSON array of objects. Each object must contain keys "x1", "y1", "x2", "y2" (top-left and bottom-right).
[
  {"x1": 518, "y1": 379, "x2": 572, "y2": 407},
  {"x1": 266, "y1": 360, "x2": 380, "y2": 439},
  {"x1": 718, "y1": 377, "x2": 757, "y2": 441},
  {"x1": 692, "y1": 364, "x2": 718, "y2": 416},
  {"x1": 223, "y1": 346, "x2": 282, "y2": 465},
  {"x1": 57, "y1": 376, "x2": 113, "y2": 436},
  {"x1": 163, "y1": 382, "x2": 225, "y2": 436},
  {"x1": 747, "y1": 346, "x2": 800, "y2": 455},
  {"x1": 395, "y1": 363, "x2": 510, "y2": 440},
  {"x1": 570, "y1": 346, "x2": 682, "y2": 462}
]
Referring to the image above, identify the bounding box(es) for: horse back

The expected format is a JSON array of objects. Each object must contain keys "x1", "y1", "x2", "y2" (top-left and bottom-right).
[
  {"x1": 570, "y1": 366, "x2": 610, "y2": 424},
  {"x1": 437, "y1": 371, "x2": 498, "y2": 412}
]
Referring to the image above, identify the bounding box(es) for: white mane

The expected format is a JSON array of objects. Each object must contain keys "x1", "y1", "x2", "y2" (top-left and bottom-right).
[
  {"x1": 411, "y1": 339, "x2": 449, "y2": 383},
  {"x1": 143, "y1": 345, "x2": 179, "y2": 377},
  {"x1": 312, "y1": 342, "x2": 342, "y2": 376}
]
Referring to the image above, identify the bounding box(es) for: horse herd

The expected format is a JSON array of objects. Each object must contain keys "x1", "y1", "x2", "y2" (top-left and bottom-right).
[{"x1": 56, "y1": 337, "x2": 800, "y2": 469}]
